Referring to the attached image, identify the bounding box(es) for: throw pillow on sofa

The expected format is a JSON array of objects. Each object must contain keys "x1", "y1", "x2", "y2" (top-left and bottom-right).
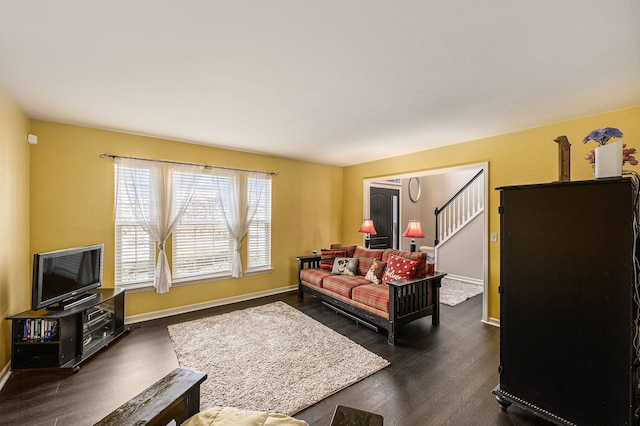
[
  {"x1": 320, "y1": 249, "x2": 346, "y2": 270},
  {"x1": 330, "y1": 243, "x2": 358, "y2": 258},
  {"x1": 331, "y1": 257, "x2": 359, "y2": 276},
  {"x1": 382, "y1": 249, "x2": 427, "y2": 276},
  {"x1": 353, "y1": 246, "x2": 384, "y2": 276},
  {"x1": 364, "y1": 259, "x2": 386, "y2": 284},
  {"x1": 382, "y1": 254, "x2": 418, "y2": 284}
]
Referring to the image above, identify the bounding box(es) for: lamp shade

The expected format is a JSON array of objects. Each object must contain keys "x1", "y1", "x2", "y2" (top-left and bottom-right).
[
  {"x1": 359, "y1": 219, "x2": 377, "y2": 235},
  {"x1": 402, "y1": 220, "x2": 425, "y2": 238}
]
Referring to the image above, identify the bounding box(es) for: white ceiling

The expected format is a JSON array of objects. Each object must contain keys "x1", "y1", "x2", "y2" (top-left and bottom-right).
[{"x1": 1, "y1": 1, "x2": 639, "y2": 166}]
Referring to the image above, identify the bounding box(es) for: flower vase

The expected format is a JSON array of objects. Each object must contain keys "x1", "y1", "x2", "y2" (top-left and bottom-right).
[{"x1": 595, "y1": 140, "x2": 623, "y2": 179}]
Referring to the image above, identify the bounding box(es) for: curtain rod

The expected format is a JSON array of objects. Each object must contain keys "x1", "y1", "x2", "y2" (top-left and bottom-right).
[{"x1": 99, "y1": 153, "x2": 279, "y2": 176}]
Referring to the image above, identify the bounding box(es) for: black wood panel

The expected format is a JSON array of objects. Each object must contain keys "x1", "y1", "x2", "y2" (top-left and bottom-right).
[{"x1": 499, "y1": 179, "x2": 636, "y2": 425}]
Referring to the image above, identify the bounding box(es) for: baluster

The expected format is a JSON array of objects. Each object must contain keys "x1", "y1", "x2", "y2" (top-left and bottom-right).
[
  {"x1": 470, "y1": 181, "x2": 475, "y2": 216},
  {"x1": 466, "y1": 186, "x2": 470, "y2": 220},
  {"x1": 450, "y1": 204, "x2": 453, "y2": 234},
  {"x1": 453, "y1": 199, "x2": 457, "y2": 230}
]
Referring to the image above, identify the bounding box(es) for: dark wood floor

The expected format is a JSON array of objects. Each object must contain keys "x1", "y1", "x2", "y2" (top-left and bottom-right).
[{"x1": 0, "y1": 292, "x2": 552, "y2": 426}]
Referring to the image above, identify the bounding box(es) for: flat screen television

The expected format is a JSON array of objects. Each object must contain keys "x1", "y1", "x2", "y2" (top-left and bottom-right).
[{"x1": 32, "y1": 244, "x2": 104, "y2": 310}]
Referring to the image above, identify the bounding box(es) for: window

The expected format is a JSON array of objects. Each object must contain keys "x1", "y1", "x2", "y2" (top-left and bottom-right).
[
  {"x1": 247, "y1": 176, "x2": 272, "y2": 271},
  {"x1": 114, "y1": 163, "x2": 272, "y2": 288},
  {"x1": 172, "y1": 173, "x2": 234, "y2": 280},
  {"x1": 115, "y1": 164, "x2": 156, "y2": 286}
]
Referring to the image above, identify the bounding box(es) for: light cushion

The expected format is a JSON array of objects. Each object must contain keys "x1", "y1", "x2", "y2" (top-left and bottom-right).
[
  {"x1": 331, "y1": 257, "x2": 359, "y2": 276},
  {"x1": 382, "y1": 249, "x2": 427, "y2": 276},
  {"x1": 382, "y1": 254, "x2": 418, "y2": 284},
  {"x1": 320, "y1": 249, "x2": 346, "y2": 271},
  {"x1": 364, "y1": 259, "x2": 386, "y2": 284},
  {"x1": 352, "y1": 283, "x2": 390, "y2": 313},
  {"x1": 182, "y1": 406, "x2": 309, "y2": 426},
  {"x1": 353, "y1": 246, "x2": 384, "y2": 276},
  {"x1": 330, "y1": 243, "x2": 358, "y2": 258}
]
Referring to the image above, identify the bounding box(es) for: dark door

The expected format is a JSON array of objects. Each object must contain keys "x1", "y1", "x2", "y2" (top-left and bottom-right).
[{"x1": 369, "y1": 186, "x2": 399, "y2": 249}]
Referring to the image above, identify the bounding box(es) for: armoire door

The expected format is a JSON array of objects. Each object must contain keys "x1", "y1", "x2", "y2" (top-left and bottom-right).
[{"x1": 499, "y1": 179, "x2": 636, "y2": 425}]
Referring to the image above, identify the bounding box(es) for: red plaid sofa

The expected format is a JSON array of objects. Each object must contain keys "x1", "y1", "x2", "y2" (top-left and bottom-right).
[{"x1": 297, "y1": 244, "x2": 445, "y2": 345}]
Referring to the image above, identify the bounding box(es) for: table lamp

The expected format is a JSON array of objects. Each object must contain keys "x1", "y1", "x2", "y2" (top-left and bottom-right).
[
  {"x1": 403, "y1": 220, "x2": 425, "y2": 252},
  {"x1": 359, "y1": 219, "x2": 377, "y2": 248}
]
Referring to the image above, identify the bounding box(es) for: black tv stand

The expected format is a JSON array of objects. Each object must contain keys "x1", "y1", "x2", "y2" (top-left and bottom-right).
[
  {"x1": 7, "y1": 288, "x2": 125, "y2": 370},
  {"x1": 47, "y1": 292, "x2": 98, "y2": 311}
]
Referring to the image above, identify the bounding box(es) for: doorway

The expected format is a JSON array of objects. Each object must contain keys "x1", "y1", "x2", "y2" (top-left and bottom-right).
[{"x1": 363, "y1": 162, "x2": 489, "y2": 323}]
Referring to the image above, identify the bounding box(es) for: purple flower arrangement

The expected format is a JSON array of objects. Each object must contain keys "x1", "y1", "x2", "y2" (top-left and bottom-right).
[
  {"x1": 582, "y1": 127, "x2": 624, "y2": 145},
  {"x1": 583, "y1": 127, "x2": 637, "y2": 166}
]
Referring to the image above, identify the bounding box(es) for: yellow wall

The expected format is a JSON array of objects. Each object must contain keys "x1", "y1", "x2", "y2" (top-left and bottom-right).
[
  {"x1": 342, "y1": 106, "x2": 640, "y2": 321},
  {"x1": 28, "y1": 120, "x2": 343, "y2": 317},
  {"x1": 0, "y1": 88, "x2": 30, "y2": 368},
  {"x1": 3, "y1": 92, "x2": 638, "y2": 361}
]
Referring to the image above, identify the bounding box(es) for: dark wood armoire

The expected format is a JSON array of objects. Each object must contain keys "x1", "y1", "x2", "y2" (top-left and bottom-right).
[{"x1": 494, "y1": 178, "x2": 639, "y2": 425}]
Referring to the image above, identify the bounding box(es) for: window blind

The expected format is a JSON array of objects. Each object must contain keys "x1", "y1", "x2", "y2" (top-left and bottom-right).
[
  {"x1": 247, "y1": 177, "x2": 272, "y2": 270},
  {"x1": 172, "y1": 173, "x2": 233, "y2": 279},
  {"x1": 114, "y1": 164, "x2": 156, "y2": 286}
]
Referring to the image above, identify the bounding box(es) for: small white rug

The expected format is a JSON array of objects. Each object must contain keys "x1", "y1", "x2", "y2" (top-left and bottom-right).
[
  {"x1": 440, "y1": 277, "x2": 483, "y2": 306},
  {"x1": 167, "y1": 302, "x2": 389, "y2": 416}
]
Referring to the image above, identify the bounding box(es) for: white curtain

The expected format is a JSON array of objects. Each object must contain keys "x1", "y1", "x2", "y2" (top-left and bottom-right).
[
  {"x1": 213, "y1": 170, "x2": 270, "y2": 278},
  {"x1": 116, "y1": 158, "x2": 202, "y2": 293}
]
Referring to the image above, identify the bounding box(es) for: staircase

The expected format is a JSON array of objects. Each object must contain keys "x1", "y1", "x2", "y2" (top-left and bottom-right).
[{"x1": 434, "y1": 169, "x2": 484, "y2": 247}]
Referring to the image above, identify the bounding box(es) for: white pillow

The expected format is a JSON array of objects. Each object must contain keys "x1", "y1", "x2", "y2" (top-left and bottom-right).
[{"x1": 331, "y1": 257, "x2": 359, "y2": 276}]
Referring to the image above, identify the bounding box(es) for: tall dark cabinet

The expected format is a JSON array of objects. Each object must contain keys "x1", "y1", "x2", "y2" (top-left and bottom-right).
[{"x1": 494, "y1": 179, "x2": 639, "y2": 425}]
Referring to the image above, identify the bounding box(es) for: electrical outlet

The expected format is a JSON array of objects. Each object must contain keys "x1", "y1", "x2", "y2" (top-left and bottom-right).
[{"x1": 491, "y1": 232, "x2": 498, "y2": 242}]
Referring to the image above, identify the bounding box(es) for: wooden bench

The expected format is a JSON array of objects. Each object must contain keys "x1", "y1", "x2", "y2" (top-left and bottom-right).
[{"x1": 95, "y1": 368, "x2": 207, "y2": 426}]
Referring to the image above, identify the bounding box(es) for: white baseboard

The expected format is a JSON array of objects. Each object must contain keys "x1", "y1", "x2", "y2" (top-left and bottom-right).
[
  {"x1": 442, "y1": 274, "x2": 483, "y2": 287},
  {"x1": 125, "y1": 285, "x2": 298, "y2": 324},
  {"x1": 0, "y1": 361, "x2": 11, "y2": 391},
  {"x1": 483, "y1": 317, "x2": 500, "y2": 327}
]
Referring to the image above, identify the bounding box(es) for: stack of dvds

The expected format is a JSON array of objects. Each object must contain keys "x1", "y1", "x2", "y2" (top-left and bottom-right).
[{"x1": 22, "y1": 319, "x2": 58, "y2": 341}]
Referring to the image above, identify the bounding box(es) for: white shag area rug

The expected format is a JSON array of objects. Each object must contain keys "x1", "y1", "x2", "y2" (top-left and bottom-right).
[
  {"x1": 167, "y1": 301, "x2": 389, "y2": 416},
  {"x1": 440, "y1": 277, "x2": 483, "y2": 306}
]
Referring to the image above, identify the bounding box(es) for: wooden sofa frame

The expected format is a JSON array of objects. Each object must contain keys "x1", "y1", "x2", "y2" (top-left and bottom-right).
[{"x1": 297, "y1": 255, "x2": 445, "y2": 345}]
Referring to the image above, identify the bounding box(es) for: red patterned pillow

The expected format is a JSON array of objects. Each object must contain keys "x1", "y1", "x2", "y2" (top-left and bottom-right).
[
  {"x1": 382, "y1": 254, "x2": 418, "y2": 284},
  {"x1": 382, "y1": 249, "x2": 427, "y2": 276},
  {"x1": 330, "y1": 244, "x2": 358, "y2": 258},
  {"x1": 353, "y1": 246, "x2": 384, "y2": 276},
  {"x1": 320, "y1": 249, "x2": 346, "y2": 270}
]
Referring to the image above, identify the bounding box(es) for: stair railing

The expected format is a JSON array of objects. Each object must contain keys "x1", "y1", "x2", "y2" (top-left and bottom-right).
[{"x1": 434, "y1": 169, "x2": 484, "y2": 246}]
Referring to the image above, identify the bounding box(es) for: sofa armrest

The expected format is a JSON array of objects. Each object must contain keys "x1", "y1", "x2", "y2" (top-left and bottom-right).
[
  {"x1": 296, "y1": 255, "x2": 321, "y2": 271},
  {"x1": 95, "y1": 368, "x2": 207, "y2": 426},
  {"x1": 387, "y1": 272, "x2": 446, "y2": 343},
  {"x1": 296, "y1": 255, "x2": 321, "y2": 300},
  {"x1": 387, "y1": 272, "x2": 446, "y2": 289}
]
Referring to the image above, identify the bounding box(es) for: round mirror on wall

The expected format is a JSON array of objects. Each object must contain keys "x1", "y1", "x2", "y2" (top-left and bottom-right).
[{"x1": 408, "y1": 177, "x2": 421, "y2": 202}]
